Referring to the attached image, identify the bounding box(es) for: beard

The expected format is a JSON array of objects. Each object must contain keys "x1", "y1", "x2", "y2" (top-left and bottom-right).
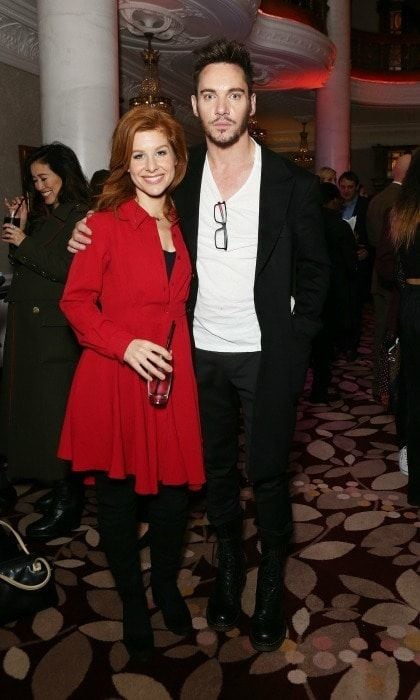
[{"x1": 201, "y1": 110, "x2": 250, "y2": 149}]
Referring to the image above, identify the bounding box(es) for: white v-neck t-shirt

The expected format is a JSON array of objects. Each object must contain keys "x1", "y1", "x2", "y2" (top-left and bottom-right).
[{"x1": 193, "y1": 140, "x2": 262, "y2": 352}]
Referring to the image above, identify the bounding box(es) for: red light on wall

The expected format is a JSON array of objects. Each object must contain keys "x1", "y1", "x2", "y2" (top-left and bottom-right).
[{"x1": 351, "y1": 67, "x2": 420, "y2": 83}]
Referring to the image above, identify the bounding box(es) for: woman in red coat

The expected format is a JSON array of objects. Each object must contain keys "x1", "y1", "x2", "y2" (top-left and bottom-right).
[{"x1": 58, "y1": 107, "x2": 205, "y2": 661}]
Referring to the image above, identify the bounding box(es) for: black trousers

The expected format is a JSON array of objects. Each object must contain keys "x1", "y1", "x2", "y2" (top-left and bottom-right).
[
  {"x1": 310, "y1": 315, "x2": 336, "y2": 396},
  {"x1": 400, "y1": 285, "x2": 420, "y2": 506},
  {"x1": 195, "y1": 349, "x2": 292, "y2": 535},
  {"x1": 349, "y1": 258, "x2": 372, "y2": 353}
]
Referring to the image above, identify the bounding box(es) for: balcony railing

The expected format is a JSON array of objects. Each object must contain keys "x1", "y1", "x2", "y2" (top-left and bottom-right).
[
  {"x1": 259, "y1": 0, "x2": 329, "y2": 34},
  {"x1": 352, "y1": 29, "x2": 420, "y2": 73}
]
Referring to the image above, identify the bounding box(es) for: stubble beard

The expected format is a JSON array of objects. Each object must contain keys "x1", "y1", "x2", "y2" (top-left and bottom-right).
[{"x1": 201, "y1": 111, "x2": 250, "y2": 149}]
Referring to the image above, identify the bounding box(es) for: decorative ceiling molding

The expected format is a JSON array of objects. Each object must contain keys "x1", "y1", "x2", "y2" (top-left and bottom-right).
[
  {"x1": 351, "y1": 75, "x2": 420, "y2": 106},
  {"x1": 0, "y1": 0, "x2": 419, "y2": 142},
  {"x1": 119, "y1": 1, "x2": 184, "y2": 41},
  {"x1": 0, "y1": 0, "x2": 37, "y2": 28},
  {"x1": 247, "y1": 12, "x2": 335, "y2": 89},
  {"x1": 119, "y1": 0, "x2": 259, "y2": 52},
  {"x1": 0, "y1": 11, "x2": 38, "y2": 74}
]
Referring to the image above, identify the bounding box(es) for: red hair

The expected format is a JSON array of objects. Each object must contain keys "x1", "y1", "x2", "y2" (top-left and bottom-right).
[{"x1": 96, "y1": 106, "x2": 188, "y2": 218}]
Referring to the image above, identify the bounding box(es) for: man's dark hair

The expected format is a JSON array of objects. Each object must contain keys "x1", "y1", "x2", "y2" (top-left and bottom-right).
[
  {"x1": 193, "y1": 38, "x2": 254, "y2": 95},
  {"x1": 320, "y1": 182, "x2": 341, "y2": 206},
  {"x1": 338, "y1": 170, "x2": 360, "y2": 186}
]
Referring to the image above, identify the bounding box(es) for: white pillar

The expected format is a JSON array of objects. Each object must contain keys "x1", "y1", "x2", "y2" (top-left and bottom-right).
[
  {"x1": 315, "y1": 0, "x2": 351, "y2": 177},
  {"x1": 37, "y1": 0, "x2": 119, "y2": 179}
]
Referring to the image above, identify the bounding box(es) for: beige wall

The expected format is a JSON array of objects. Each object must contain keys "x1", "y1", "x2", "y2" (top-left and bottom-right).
[{"x1": 0, "y1": 62, "x2": 41, "y2": 273}]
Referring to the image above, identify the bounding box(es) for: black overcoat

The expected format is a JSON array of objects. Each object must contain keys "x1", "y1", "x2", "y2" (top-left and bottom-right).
[
  {"x1": 173, "y1": 145, "x2": 330, "y2": 483},
  {"x1": 0, "y1": 202, "x2": 87, "y2": 482}
]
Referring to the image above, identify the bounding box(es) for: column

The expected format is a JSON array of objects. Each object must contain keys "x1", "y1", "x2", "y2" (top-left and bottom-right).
[
  {"x1": 315, "y1": 0, "x2": 351, "y2": 176},
  {"x1": 37, "y1": 0, "x2": 119, "y2": 178}
]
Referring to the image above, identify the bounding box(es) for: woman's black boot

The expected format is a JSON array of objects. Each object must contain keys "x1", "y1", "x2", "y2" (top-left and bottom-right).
[
  {"x1": 206, "y1": 516, "x2": 246, "y2": 631},
  {"x1": 26, "y1": 477, "x2": 84, "y2": 539},
  {"x1": 149, "y1": 486, "x2": 192, "y2": 636},
  {"x1": 96, "y1": 474, "x2": 153, "y2": 661},
  {"x1": 249, "y1": 529, "x2": 288, "y2": 652}
]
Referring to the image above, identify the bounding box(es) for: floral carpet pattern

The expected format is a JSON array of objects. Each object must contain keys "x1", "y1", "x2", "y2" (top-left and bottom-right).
[{"x1": 1, "y1": 314, "x2": 419, "y2": 699}]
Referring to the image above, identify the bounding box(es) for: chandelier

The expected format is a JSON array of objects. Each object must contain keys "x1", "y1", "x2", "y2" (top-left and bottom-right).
[
  {"x1": 248, "y1": 116, "x2": 267, "y2": 144},
  {"x1": 292, "y1": 121, "x2": 314, "y2": 169},
  {"x1": 129, "y1": 32, "x2": 173, "y2": 113}
]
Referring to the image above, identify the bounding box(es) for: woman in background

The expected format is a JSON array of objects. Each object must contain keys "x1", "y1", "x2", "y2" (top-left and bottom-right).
[
  {"x1": 0, "y1": 142, "x2": 90, "y2": 537},
  {"x1": 390, "y1": 147, "x2": 420, "y2": 507},
  {"x1": 58, "y1": 106, "x2": 205, "y2": 660}
]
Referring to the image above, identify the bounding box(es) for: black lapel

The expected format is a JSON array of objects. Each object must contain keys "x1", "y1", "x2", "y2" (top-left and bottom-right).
[
  {"x1": 256, "y1": 147, "x2": 295, "y2": 276},
  {"x1": 173, "y1": 145, "x2": 207, "y2": 264}
]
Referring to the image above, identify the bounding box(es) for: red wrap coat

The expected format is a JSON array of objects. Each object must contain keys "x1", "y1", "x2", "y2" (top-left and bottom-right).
[{"x1": 58, "y1": 200, "x2": 205, "y2": 495}]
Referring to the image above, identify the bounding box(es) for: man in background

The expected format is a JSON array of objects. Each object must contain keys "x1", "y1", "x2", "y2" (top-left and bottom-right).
[
  {"x1": 310, "y1": 183, "x2": 357, "y2": 403},
  {"x1": 366, "y1": 154, "x2": 411, "y2": 399},
  {"x1": 339, "y1": 170, "x2": 371, "y2": 360}
]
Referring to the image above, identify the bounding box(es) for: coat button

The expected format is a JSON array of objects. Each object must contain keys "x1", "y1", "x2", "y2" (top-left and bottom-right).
[{"x1": 32, "y1": 306, "x2": 40, "y2": 314}]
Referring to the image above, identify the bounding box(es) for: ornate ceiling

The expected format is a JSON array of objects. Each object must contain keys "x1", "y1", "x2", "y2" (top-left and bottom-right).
[{"x1": 1, "y1": 0, "x2": 420, "y2": 150}]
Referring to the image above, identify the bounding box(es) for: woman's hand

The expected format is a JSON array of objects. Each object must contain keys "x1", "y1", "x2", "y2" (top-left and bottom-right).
[
  {"x1": 1, "y1": 222, "x2": 26, "y2": 247},
  {"x1": 4, "y1": 196, "x2": 28, "y2": 230},
  {"x1": 124, "y1": 339, "x2": 172, "y2": 380}
]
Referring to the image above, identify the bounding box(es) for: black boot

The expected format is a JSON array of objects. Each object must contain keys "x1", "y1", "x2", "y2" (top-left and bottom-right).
[
  {"x1": 249, "y1": 530, "x2": 288, "y2": 652},
  {"x1": 206, "y1": 516, "x2": 246, "y2": 632},
  {"x1": 96, "y1": 473, "x2": 153, "y2": 661},
  {"x1": 26, "y1": 478, "x2": 84, "y2": 539},
  {"x1": 33, "y1": 489, "x2": 55, "y2": 514},
  {"x1": 149, "y1": 486, "x2": 192, "y2": 636}
]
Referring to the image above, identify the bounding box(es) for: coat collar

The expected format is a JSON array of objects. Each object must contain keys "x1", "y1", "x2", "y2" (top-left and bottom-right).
[
  {"x1": 256, "y1": 146, "x2": 295, "y2": 275},
  {"x1": 173, "y1": 146, "x2": 207, "y2": 262},
  {"x1": 117, "y1": 199, "x2": 152, "y2": 228}
]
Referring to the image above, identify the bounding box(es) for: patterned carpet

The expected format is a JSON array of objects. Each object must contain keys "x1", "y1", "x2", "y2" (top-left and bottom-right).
[{"x1": 1, "y1": 311, "x2": 419, "y2": 700}]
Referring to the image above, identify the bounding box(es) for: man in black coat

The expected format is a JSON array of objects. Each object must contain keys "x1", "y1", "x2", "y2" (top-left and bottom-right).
[
  {"x1": 339, "y1": 170, "x2": 372, "y2": 359},
  {"x1": 70, "y1": 39, "x2": 329, "y2": 652},
  {"x1": 310, "y1": 184, "x2": 357, "y2": 403}
]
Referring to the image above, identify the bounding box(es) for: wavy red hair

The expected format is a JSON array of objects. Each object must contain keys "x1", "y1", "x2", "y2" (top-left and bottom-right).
[{"x1": 96, "y1": 106, "x2": 188, "y2": 218}]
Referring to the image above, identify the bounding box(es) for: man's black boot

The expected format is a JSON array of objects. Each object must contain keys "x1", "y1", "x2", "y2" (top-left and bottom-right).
[
  {"x1": 249, "y1": 529, "x2": 288, "y2": 652},
  {"x1": 206, "y1": 516, "x2": 246, "y2": 631}
]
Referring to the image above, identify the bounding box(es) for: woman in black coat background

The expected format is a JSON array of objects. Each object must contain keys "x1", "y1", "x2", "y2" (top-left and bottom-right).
[
  {"x1": 390, "y1": 147, "x2": 420, "y2": 507},
  {"x1": 0, "y1": 142, "x2": 90, "y2": 537}
]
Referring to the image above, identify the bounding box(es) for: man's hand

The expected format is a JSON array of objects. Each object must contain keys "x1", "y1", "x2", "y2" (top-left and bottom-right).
[
  {"x1": 67, "y1": 214, "x2": 94, "y2": 253},
  {"x1": 123, "y1": 339, "x2": 172, "y2": 380}
]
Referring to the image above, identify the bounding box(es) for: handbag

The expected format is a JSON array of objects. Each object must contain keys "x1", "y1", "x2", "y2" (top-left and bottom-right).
[
  {"x1": 0, "y1": 519, "x2": 58, "y2": 625},
  {"x1": 377, "y1": 332, "x2": 400, "y2": 413}
]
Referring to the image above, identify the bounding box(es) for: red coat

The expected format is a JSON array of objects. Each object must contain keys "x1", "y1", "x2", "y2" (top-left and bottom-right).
[{"x1": 58, "y1": 200, "x2": 205, "y2": 495}]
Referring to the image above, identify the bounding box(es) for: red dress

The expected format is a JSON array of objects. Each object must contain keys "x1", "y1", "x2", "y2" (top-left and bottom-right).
[{"x1": 58, "y1": 200, "x2": 205, "y2": 495}]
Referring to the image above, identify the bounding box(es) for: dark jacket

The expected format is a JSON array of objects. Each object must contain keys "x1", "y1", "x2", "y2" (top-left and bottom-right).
[
  {"x1": 0, "y1": 202, "x2": 88, "y2": 482},
  {"x1": 173, "y1": 144, "x2": 329, "y2": 482},
  {"x1": 322, "y1": 208, "x2": 357, "y2": 328}
]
